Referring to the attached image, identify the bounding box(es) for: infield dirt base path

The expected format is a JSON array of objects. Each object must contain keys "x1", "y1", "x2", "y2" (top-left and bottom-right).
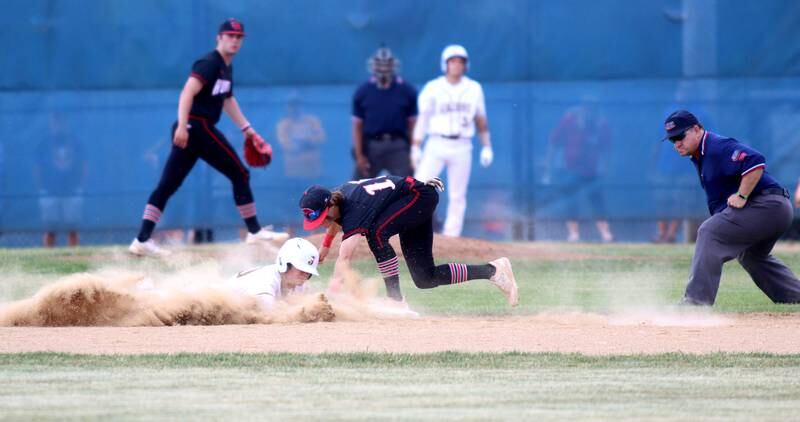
[{"x1": 1, "y1": 313, "x2": 798, "y2": 355}]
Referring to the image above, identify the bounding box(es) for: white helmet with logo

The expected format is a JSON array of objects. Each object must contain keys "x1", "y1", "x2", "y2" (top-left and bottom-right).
[
  {"x1": 440, "y1": 44, "x2": 469, "y2": 73},
  {"x1": 275, "y1": 237, "x2": 319, "y2": 276}
]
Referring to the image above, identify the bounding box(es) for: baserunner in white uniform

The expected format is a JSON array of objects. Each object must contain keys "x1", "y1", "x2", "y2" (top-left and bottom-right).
[
  {"x1": 229, "y1": 237, "x2": 319, "y2": 310},
  {"x1": 411, "y1": 44, "x2": 493, "y2": 237}
]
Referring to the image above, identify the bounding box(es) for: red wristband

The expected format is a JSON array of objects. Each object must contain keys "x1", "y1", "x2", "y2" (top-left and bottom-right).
[{"x1": 322, "y1": 234, "x2": 334, "y2": 248}]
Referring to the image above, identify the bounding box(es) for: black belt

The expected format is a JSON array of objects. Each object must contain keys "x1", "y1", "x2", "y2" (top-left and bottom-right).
[
  {"x1": 756, "y1": 187, "x2": 790, "y2": 199},
  {"x1": 366, "y1": 133, "x2": 406, "y2": 142},
  {"x1": 432, "y1": 133, "x2": 462, "y2": 140}
]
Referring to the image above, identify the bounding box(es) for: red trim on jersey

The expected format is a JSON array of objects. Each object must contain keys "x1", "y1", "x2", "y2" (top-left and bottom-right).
[
  {"x1": 190, "y1": 72, "x2": 207, "y2": 85},
  {"x1": 198, "y1": 118, "x2": 249, "y2": 179},
  {"x1": 375, "y1": 185, "x2": 420, "y2": 249}
]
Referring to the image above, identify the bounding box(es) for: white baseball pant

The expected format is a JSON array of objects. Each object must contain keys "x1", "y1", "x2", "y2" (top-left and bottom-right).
[{"x1": 413, "y1": 137, "x2": 472, "y2": 237}]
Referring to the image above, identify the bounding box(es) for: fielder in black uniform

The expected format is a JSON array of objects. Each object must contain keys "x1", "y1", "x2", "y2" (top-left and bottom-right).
[
  {"x1": 129, "y1": 18, "x2": 286, "y2": 257},
  {"x1": 299, "y1": 175, "x2": 519, "y2": 305}
]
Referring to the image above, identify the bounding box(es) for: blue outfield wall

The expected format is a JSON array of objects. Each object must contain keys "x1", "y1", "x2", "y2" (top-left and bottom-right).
[{"x1": 1, "y1": 0, "x2": 799, "y2": 244}]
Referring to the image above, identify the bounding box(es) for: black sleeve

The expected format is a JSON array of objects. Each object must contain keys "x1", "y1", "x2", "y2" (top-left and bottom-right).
[{"x1": 190, "y1": 58, "x2": 218, "y2": 86}]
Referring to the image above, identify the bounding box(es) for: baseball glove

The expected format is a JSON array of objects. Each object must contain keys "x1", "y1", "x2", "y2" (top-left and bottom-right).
[{"x1": 244, "y1": 134, "x2": 272, "y2": 167}]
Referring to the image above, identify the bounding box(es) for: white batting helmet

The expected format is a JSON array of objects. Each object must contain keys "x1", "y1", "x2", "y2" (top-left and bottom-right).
[
  {"x1": 275, "y1": 237, "x2": 319, "y2": 276},
  {"x1": 440, "y1": 44, "x2": 469, "y2": 73}
]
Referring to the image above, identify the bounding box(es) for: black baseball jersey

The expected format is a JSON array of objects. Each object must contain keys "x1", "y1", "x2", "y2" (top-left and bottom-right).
[
  {"x1": 337, "y1": 175, "x2": 416, "y2": 239},
  {"x1": 189, "y1": 50, "x2": 234, "y2": 124}
]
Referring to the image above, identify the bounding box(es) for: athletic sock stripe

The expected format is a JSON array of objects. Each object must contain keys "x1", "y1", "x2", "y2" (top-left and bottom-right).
[
  {"x1": 378, "y1": 261, "x2": 399, "y2": 272},
  {"x1": 377, "y1": 257, "x2": 399, "y2": 270},
  {"x1": 142, "y1": 205, "x2": 162, "y2": 222},
  {"x1": 449, "y1": 263, "x2": 468, "y2": 284},
  {"x1": 237, "y1": 203, "x2": 257, "y2": 218},
  {"x1": 381, "y1": 268, "x2": 400, "y2": 277},
  {"x1": 378, "y1": 258, "x2": 400, "y2": 277}
]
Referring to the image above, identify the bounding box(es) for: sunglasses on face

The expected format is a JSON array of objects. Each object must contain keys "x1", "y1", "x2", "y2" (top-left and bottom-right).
[
  {"x1": 302, "y1": 208, "x2": 321, "y2": 222},
  {"x1": 669, "y1": 131, "x2": 687, "y2": 143}
]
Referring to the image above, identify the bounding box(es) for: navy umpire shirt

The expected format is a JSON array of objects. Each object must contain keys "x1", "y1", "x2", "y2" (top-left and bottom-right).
[
  {"x1": 691, "y1": 130, "x2": 782, "y2": 215},
  {"x1": 352, "y1": 77, "x2": 417, "y2": 140}
]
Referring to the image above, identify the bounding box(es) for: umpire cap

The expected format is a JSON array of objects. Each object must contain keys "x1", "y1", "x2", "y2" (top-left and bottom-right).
[{"x1": 663, "y1": 110, "x2": 699, "y2": 140}]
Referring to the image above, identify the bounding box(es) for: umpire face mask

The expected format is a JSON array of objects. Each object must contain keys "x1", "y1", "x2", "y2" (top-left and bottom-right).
[{"x1": 373, "y1": 63, "x2": 394, "y2": 85}]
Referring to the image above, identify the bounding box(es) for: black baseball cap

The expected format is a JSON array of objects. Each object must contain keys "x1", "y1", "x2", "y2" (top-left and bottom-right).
[
  {"x1": 299, "y1": 185, "x2": 332, "y2": 230},
  {"x1": 663, "y1": 110, "x2": 699, "y2": 140},
  {"x1": 219, "y1": 18, "x2": 245, "y2": 36}
]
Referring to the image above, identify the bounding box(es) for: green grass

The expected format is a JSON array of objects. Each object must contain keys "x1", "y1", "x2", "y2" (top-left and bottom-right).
[
  {"x1": 2, "y1": 353, "x2": 800, "y2": 421},
  {"x1": 2, "y1": 243, "x2": 800, "y2": 313},
  {"x1": 2, "y1": 244, "x2": 800, "y2": 420}
]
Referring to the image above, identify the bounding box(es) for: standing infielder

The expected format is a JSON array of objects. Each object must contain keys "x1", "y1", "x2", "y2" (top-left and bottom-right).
[
  {"x1": 129, "y1": 18, "x2": 287, "y2": 257},
  {"x1": 663, "y1": 110, "x2": 800, "y2": 305},
  {"x1": 299, "y1": 175, "x2": 518, "y2": 306},
  {"x1": 412, "y1": 44, "x2": 494, "y2": 237}
]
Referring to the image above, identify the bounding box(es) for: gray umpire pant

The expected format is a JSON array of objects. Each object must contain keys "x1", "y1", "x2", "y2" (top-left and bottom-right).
[
  {"x1": 684, "y1": 192, "x2": 800, "y2": 305},
  {"x1": 353, "y1": 138, "x2": 413, "y2": 180}
]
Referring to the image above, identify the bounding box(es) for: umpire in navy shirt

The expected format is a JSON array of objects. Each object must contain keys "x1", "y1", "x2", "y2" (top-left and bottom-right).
[
  {"x1": 664, "y1": 110, "x2": 800, "y2": 305},
  {"x1": 351, "y1": 47, "x2": 418, "y2": 179}
]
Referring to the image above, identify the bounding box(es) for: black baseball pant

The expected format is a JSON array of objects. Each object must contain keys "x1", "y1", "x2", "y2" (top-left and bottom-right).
[
  {"x1": 149, "y1": 117, "x2": 253, "y2": 210},
  {"x1": 366, "y1": 179, "x2": 494, "y2": 291}
]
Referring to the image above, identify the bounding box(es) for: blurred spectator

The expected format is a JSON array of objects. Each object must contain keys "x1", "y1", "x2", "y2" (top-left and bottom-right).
[
  {"x1": 480, "y1": 191, "x2": 512, "y2": 241},
  {"x1": 276, "y1": 92, "x2": 326, "y2": 179},
  {"x1": 33, "y1": 113, "x2": 88, "y2": 247},
  {"x1": 352, "y1": 46, "x2": 417, "y2": 179},
  {"x1": 544, "y1": 96, "x2": 614, "y2": 243},
  {"x1": 795, "y1": 177, "x2": 800, "y2": 209}
]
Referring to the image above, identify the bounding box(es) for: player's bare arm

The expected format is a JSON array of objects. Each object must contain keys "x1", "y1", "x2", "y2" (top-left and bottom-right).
[
  {"x1": 174, "y1": 77, "x2": 203, "y2": 149},
  {"x1": 328, "y1": 235, "x2": 360, "y2": 294},
  {"x1": 223, "y1": 96, "x2": 256, "y2": 138},
  {"x1": 319, "y1": 222, "x2": 341, "y2": 263},
  {"x1": 352, "y1": 118, "x2": 370, "y2": 175},
  {"x1": 728, "y1": 167, "x2": 763, "y2": 209}
]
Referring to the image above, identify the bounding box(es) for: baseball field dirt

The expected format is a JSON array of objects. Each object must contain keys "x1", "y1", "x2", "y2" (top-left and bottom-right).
[{"x1": 1, "y1": 312, "x2": 798, "y2": 355}]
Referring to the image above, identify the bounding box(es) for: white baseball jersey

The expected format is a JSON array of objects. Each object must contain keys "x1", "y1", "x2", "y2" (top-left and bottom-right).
[
  {"x1": 413, "y1": 75, "x2": 487, "y2": 237},
  {"x1": 228, "y1": 264, "x2": 306, "y2": 311},
  {"x1": 413, "y1": 75, "x2": 486, "y2": 141}
]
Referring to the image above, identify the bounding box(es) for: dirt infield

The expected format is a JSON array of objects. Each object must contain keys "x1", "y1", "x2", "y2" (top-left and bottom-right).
[{"x1": 2, "y1": 312, "x2": 798, "y2": 355}]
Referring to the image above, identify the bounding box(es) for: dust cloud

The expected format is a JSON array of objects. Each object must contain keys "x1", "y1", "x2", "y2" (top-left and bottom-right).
[{"x1": 0, "y1": 267, "x2": 419, "y2": 327}]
